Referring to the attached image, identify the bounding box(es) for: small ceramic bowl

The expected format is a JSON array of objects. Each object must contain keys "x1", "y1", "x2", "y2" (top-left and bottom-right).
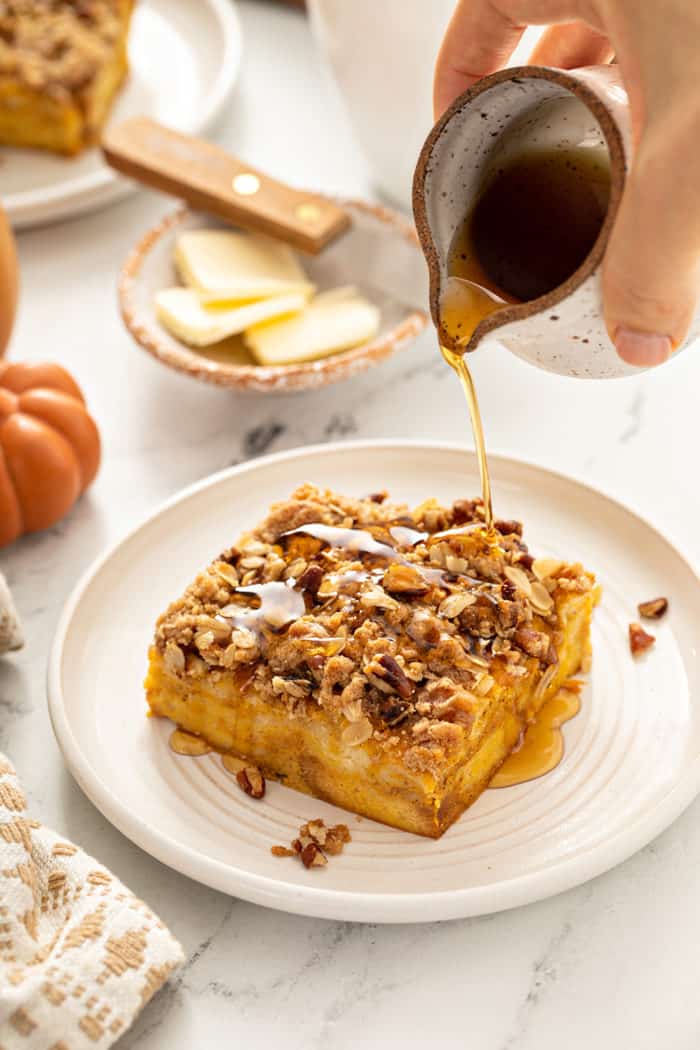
[{"x1": 119, "y1": 201, "x2": 429, "y2": 393}]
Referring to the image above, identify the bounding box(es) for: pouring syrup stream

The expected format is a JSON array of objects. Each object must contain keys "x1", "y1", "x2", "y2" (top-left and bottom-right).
[{"x1": 440, "y1": 342, "x2": 494, "y2": 532}]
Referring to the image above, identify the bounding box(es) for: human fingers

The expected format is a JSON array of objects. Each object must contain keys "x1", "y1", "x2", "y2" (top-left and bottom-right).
[
  {"x1": 434, "y1": 0, "x2": 604, "y2": 117},
  {"x1": 529, "y1": 21, "x2": 613, "y2": 67},
  {"x1": 603, "y1": 117, "x2": 700, "y2": 366}
]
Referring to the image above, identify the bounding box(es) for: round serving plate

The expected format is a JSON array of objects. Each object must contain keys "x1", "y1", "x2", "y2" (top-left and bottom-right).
[
  {"x1": 3, "y1": 0, "x2": 242, "y2": 229},
  {"x1": 48, "y1": 441, "x2": 700, "y2": 923}
]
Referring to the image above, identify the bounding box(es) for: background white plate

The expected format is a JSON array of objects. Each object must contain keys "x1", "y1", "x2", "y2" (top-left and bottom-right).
[
  {"x1": 3, "y1": 0, "x2": 242, "y2": 229},
  {"x1": 48, "y1": 442, "x2": 700, "y2": 923}
]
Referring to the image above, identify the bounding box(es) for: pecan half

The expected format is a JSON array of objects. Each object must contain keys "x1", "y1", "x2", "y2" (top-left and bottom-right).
[
  {"x1": 370, "y1": 653, "x2": 413, "y2": 699},
  {"x1": 236, "y1": 766, "x2": 266, "y2": 799},
  {"x1": 638, "y1": 597, "x2": 668, "y2": 620},
  {"x1": 629, "y1": 622, "x2": 655, "y2": 657}
]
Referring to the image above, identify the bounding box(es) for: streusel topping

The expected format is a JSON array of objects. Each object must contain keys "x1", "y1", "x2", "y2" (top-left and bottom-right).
[
  {"x1": 0, "y1": 1, "x2": 129, "y2": 99},
  {"x1": 154, "y1": 485, "x2": 594, "y2": 772}
]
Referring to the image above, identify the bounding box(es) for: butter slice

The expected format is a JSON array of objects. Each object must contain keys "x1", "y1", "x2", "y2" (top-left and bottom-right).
[
  {"x1": 244, "y1": 289, "x2": 381, "y2": 366},
  {"x1": 175, "y1": 230, "x2": 314, "y2": 304},
  {"x1": 156, "y1": 288, "x2": 306, "y2": 347}
]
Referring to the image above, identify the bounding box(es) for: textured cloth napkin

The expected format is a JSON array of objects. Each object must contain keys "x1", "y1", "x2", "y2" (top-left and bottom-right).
[{"x1": 0, "y1": 753, "x2": 184, "y2": 1049}]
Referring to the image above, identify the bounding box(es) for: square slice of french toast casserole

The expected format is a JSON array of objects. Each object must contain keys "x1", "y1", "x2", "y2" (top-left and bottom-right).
[{"x1": 146, "y1": 485, "x2": 597, "y2": 838}]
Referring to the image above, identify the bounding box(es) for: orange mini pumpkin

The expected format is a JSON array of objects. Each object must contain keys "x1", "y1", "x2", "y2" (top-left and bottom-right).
[{"x1": 0, "y1": 361, "x2": 101, "y2": 547}]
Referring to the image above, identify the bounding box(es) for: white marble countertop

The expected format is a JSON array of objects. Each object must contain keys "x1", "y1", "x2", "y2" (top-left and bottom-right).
[{"x1": 3, "y1": 3, "x2": 700, "y2": 1047}]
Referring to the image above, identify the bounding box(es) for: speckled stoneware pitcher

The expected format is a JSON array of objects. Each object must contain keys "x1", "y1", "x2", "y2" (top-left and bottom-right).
[{"x1": 413, "y1": 65, "x2": 698, "y2": 379}]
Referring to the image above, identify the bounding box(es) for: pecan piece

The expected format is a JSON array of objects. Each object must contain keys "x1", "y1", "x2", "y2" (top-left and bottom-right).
[
  {"x1": 369, "y1": 653, "x2": 413, "y2": 699},
  {"x1": 270, "y1": 845, "x2": 296, "y2": 857},
  {"x1": 382, "y1": 562, "x2": 430, "y2": 597},
  {"x1": 303, "y1": 819, "x2": 327, "y2": 844},
  {"x1": 300, "y1": 842, "x2": 328, "y2": 869},
  {"x1": 452, "y1": 499, "x2": 478, "y2": 525},
  {"x1": 407, "y1": 611, "x2": 441, "y2": 648},
  {"x1": 296, "y1": 563, "x2": 324, "y2": 596},
  {"x1": 494, "y1": 519, "x2": 523, "y2": 537},
  {"x1": 544, "y1": 640, "x2": 559, "y2": 666},
  {"x1": 514, "y1": 627, "x2": 551, "y2": 661},
  {"x1": 638, "y1": 597, "x2": 668, "y2": 620},
  {"x1": 501, "y1": 579, "x2": 517, "y2": 601},
  {"x1": 324, "y1": 823, "x2": 351, "y2": 855},
  {"x1": 629, "y1": 622, "x2": 655, "y2": 657},
  {"x1": 236, "y1": 766, "x2": 266, "y2": 799},
  {"x1": 375, "y1": 697, "x2": 412, "y2": 727}
]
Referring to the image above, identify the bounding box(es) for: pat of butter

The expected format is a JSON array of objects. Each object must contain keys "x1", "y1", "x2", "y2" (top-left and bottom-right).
[
  {"x1": 244, "y1": 290, "x2": 381, "y2": 366},
  {"x1": 175, "y1": 230, "x2": 314, "y2": 304},
  {"x1": 155, "y1": 288, "x2": 306, "y2": 347}
]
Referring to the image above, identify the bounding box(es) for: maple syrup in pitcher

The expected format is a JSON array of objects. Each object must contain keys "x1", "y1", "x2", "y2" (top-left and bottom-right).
[{"x1": 442, "y1": 144, "x2": 611, "y2": 345}]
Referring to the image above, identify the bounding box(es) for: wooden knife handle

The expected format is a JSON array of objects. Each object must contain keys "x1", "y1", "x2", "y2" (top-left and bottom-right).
[{"x1": 102, "y1": 117, "x2": 351, "y2": 254}]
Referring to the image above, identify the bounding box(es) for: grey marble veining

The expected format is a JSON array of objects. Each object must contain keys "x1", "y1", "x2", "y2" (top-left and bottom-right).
[{"x1": 2, "y1": 2, "x2": 700, "y2": 1047}]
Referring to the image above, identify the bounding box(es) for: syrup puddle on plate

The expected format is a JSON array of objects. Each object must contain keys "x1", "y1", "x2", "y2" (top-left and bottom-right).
[
  {"x1": 169, "y1": 728, "x2": 211, "y2": 756},
  {"x1": 168, "y1": 731, "x2": 248, "y2": 777},
  {"x1": 491, "y1": 682, "x2": 582, "y2": 788}
]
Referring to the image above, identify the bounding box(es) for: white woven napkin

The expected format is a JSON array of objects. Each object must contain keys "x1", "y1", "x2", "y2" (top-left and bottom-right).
[{"x1": 0, "y1": 753, "x2": 184, "y2": 1049}]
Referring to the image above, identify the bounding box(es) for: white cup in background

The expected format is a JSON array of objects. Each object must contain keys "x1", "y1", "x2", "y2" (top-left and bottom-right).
[{"x1": 307, "y1": 0, "x2": 544, "y2": 212}]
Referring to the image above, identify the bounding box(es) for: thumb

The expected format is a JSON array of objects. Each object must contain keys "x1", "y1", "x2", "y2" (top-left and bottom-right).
[{"x1": 603, "y1": 121, "x2": 700, "y2": 368}]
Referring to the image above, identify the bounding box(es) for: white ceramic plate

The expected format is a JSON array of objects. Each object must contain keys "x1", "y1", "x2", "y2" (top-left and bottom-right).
[
  {"x1": 48, "y1": 442, "x2": 700, "y2": 923},
  {"x1": 3, "y1": 0, "x2": 242, "y2": 229}
]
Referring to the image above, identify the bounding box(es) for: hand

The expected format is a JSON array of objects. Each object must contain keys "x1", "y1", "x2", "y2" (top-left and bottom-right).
[{"x1": 434, "y1": 1, "x2": 700, "y2": 368}]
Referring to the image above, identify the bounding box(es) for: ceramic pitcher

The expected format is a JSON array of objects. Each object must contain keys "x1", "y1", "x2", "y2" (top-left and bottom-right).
[{"x1": 413, "y1": 64, "x2": 699, "y2": 379}]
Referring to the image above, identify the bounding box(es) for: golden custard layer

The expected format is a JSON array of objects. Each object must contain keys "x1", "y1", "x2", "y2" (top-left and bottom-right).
[
  {"x1": 0, "y1": 0, "x2": 135, "y2": 155},
  {"x1": 146, "y1": 485, "x2": 597, "y2": 838}
]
